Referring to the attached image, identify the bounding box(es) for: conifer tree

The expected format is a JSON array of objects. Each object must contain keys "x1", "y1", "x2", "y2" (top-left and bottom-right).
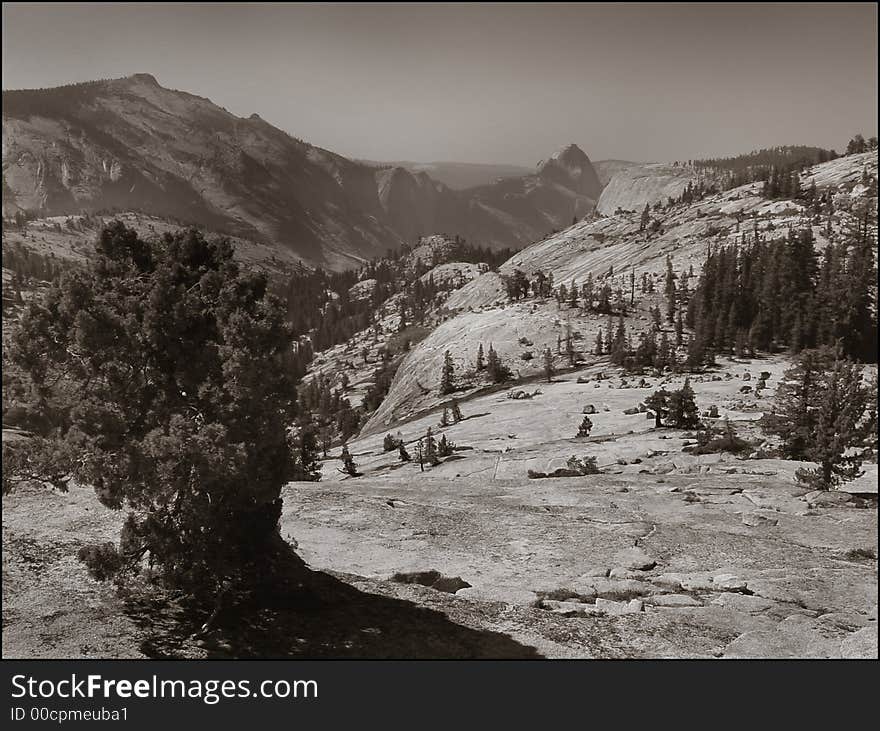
[
  {"x1": 668, "y1": 378, "x2": 701, "y2": 429},
  {"x1": 340, "y1": 444, "x2": 360, "y2": 476},
  {"x1": 398, "y1": 442, "x2": 411, "y2": 462},
  {"x1": 543, "y1": 347, "x2": 555, "y2": 382},
  {"x1": 577, "y1": 415, "x2": 593, "y2": 437},
  {"x1": 450, "y1": 398, "x2": 463, "y2": 423},
  {"x1": 475, "y1": 343, "x2": 485, "y2": 371},
  {"x1": 5, "y1": 223, "x2": 304, "y2": 600},
  {"x1": 424, "y1": 427, "x2": 440, "y2": 466},
  {"x1": 440, "y1": 350, "x2": 456, "y2": 394},
  {"x1": 645, "y1": 388, "x2": 671, "y2": 428}
]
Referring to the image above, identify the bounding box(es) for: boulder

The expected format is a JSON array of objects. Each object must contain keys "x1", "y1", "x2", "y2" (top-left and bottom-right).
[
  {"x1": 742, "y1": 511, "x2": 779, "y2": 527},
  {"x1": 804, "y1": 490, "x2": 853, "y2": 508},
  {"x1": 712, "y1": 573, "x2": 748, "y2": 592},
  {"x1": 645, "y1": 594, "x2": 702, "y2": 607},
  {"x1": 614, "y1": 546, "x2": 657, "y2": 571},
  {"x1": 595, "y1": 598, "x2": 643, "y2": 615}
]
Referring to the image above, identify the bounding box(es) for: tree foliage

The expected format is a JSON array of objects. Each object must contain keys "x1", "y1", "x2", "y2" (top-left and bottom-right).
[{"x1": 6, "y1": 222, "x2": 304, "y2": 598}]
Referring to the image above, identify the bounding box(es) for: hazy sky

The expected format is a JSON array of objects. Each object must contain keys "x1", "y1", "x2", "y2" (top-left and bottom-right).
[{"x1": 2, "y1": 3, "x2": 877, "y2": 166}]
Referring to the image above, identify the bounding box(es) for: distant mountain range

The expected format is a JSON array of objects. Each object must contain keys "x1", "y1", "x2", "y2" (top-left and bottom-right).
[{"x1": 2, "y1": 74, "x2": 608, "y2": 269}]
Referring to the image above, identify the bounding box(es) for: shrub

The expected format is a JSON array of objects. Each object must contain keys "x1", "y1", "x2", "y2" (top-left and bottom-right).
[
  {"x1": 566, "y1": 455, "x2": 601, "y2": 475},
  {"x1": 78, "y1": 543, "x2": 123, "y2": 581}
]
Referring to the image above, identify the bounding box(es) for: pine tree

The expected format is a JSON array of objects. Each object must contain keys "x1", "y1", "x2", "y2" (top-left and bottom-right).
[
  {"x1": 439, "y1": 407, "x2": 450, "y2": 427},
  {"x1": 475, "y1": 343, "x2": 485, "y2": 371},
  {"x1": 450, "y1": 398, "x2": 463, "y2": 423},
  {"x1": 424, "y1": 427, "x2": 440, "y2": 466},
  {"x1": 804, "y1": 357, "x2": 874, "y2": 487},
  {"x1": 594, "y1": 329, "x2": 604, "y2": 356},
  {"x1": 665, "y1": 256, "x2": 677, "y2": 323},
  {"x1": 577, "y1": 415, "x2": 593, "y2": 437},
  {"x1": 486, "y1": 345, "x2": 511, "y2": 384},
  {"x1": 440, "y1": 350, "x2": 456, "y2": 394},
  {"x1": 565, "y1": 327, "x2": 577, "y2": 366},
  {"x1": 764, "y1": 348, "x2": 830, "y2": 459},
  {"x1": 645, "y1": 389, "x2": 671, "y2": 428},
  {"x1": 640, "y1": 203, "x2": 650, "y2": 231},
  {"x1": 767, "y1": 348, "x2": 875, "y2": 488},
  {"x1": 668, "y1": 378, "x2": 700, "y2": 429},
  {"x1": 340, "y1": 444, "x2": 360, "y2": 476},
  {"x1": 543, "y1": 347, "x2": 555, "y2": 382}
]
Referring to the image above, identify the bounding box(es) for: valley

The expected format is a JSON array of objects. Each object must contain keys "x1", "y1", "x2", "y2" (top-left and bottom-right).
[{"x1": 3, "y1": 142, "x2": 877, "y2": 659}]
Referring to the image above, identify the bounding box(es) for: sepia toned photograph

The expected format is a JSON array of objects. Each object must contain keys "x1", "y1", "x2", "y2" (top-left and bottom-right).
[{"x1": 1, "y1": 2, "x2": 877, "y2": 665}]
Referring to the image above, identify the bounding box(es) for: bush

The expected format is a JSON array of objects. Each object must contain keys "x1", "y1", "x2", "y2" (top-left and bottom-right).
[
  {"x1": 690, "y1": 420, "x2": 750, "y2": 455},
  {"x1": 566, "y1": 455, "x2": 601, "y2": 475},
  {"x1": 577, "y1": 416, "x2": 593, "y2": 438},
  {"x1": 7, "y1": 223, "x2": 302, "y2": 599},
  {"x1": 78, "y1": 543, "x2": 123, "y2": 581}
]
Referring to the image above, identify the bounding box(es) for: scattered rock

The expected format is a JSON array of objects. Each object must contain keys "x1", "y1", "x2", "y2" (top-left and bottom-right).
[
  {"x1": 595, "y1": 598, "x2": 643, "y2": 615},
  {"x1": 614, "y1": 546, "x2": 657, "y2": 571},
  {"x1": 712, "y1": 573, "x2": 748, "y2": 592},
  {"x1": 644, "y1": 594, "x2": 702, "y2": 607},
  {"x1": 651, "y1": 574, "x2": 683, "y2": 591},
  {"x1": 709, "y1": 593, "x2": 776, "y2": 613},
  {"x1": 804, "y1": 490, "x2": 853, "y2": 508},
  {"x1": 742, "y1": 511, "x2": 779, "y2": 527}
]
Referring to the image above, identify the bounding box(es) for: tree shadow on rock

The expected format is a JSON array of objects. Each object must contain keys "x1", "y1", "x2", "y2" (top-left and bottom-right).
[{"x1": 124, "y1": 539, "x2": 542, "y2": 659}]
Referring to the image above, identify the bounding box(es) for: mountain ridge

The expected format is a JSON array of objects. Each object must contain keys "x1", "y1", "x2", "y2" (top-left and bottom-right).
[{"x1": 2, "y1": 74, "x2": 605, "y2": 269}]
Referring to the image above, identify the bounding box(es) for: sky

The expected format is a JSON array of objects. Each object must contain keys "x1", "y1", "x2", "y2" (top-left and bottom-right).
[{"x1": 2, "y1": 3, "x2": 877, "y2": 166}]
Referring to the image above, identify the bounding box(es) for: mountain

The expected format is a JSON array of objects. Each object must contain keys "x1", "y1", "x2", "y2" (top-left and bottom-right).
[
  {"x1": 2, "y1": 74, "x2": 410, "y2": 271},
  {"x1": 359, "y1": 160, "x2": 533, "y2": 190},
  {"x1": 596, "y1": 163, "x2": 698, "y2": 215},
  {"x1": 358, "y1": 150, "x2": 877, "y2": 433},
  {"x1": 2, "y1": 75, "x2": 605, "y2": 269}
]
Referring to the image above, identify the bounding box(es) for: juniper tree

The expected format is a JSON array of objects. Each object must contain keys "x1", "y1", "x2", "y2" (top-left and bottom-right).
[{"x1": 4, "y1": 223, "x2": 303, "y2": 600}]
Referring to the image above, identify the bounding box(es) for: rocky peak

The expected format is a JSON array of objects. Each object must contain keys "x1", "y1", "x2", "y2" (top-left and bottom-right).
[
  {"x1": 537, "y1": 143, "x2": 602, "y2": 199},
  {"x1": 127, "y1": 73, "x2": 160, "y2": 86}
]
